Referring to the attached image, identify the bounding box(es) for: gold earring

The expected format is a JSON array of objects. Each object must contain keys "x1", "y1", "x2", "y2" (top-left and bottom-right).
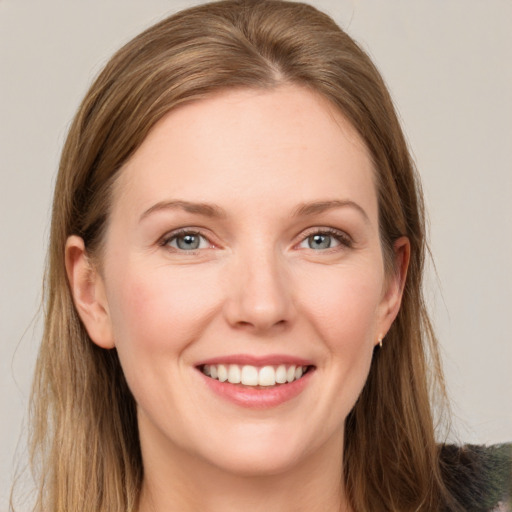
[{"x1": 378, "y1": 336, "x2": 383, "y2": 348}]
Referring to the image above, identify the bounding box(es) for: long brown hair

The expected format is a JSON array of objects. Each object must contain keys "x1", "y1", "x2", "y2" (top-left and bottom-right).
[{"x1": 26, "y1": 1, "x2": 458, "y2": 510}]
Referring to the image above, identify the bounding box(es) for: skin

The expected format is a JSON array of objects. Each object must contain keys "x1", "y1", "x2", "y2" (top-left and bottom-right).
[{"x1": 66, "y1": 85, "x2": 409, "y2": 512}]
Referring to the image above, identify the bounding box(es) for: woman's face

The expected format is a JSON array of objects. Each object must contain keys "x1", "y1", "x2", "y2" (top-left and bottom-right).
[{"x1": 70, "y1": 85, "x2": 406, "y2": 477}]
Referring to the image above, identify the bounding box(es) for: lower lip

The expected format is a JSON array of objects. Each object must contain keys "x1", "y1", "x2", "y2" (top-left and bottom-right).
[{"x1": 198, "y1": 369, "x2": 314, "y2": 409}]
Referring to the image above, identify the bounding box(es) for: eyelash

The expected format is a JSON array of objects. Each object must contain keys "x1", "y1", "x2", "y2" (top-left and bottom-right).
[
  {"x1": 159, "y1": 227, "x2": 353, "y2": 253},
  {"x1": 159, "y1": 229, "x2": 213, "y2": 253},
  {"x1": 297, "y1": 227, "x2": 353, "y2": 251}
]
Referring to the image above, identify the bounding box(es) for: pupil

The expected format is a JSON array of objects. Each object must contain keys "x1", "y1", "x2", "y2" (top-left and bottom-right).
[
  {"x1": 177, "y1": 234, "x2": 199, "y2": 250},
  {"x1": 309, "y1": 234, "x2": 331, "y2": 249}
]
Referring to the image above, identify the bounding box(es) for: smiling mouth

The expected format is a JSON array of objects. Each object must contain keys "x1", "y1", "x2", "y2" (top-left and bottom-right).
[{"x1": 199, "y1": 364, "x2": 314, "y2": 388}]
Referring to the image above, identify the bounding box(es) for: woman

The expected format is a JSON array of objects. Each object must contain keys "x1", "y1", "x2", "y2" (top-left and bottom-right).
[{"x1": 25, "y1": 1, "x2": 510, "y2": 511}]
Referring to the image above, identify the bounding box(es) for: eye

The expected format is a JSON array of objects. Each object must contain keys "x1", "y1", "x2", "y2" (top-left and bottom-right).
[
  {"x1": 297, "y1": 229, "x2": 351, "y2": 251},
  {"x1": 307, "y1": 233, "x2": 337, "y2": 250},
  {"x1": 163, "y1": 230, "x2": 211, "y2": 251}
]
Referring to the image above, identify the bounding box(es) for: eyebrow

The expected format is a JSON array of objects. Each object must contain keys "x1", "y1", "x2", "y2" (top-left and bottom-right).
[
  {"x1": 139, "y1": 198, "x2": 370, "y2": 223},
  {"x1": 139, "y1": 200, "x2": 227, "y2": 222},
  {"x1": 293, "y1": 200, "x2": 370, "y2": 223}
]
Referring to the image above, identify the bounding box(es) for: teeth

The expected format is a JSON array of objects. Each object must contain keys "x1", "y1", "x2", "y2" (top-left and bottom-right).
[
  {"x1": 217, "y1": 364, "x2": 228, "y2": 382},
  {"x1": 258, "y1": 366, "x2": 275, "y2": 386},
  {"x1": 275, "y1": 364, "x2": 287, "y2": 384},
  {"x1": 228, "y1": 364, "x2": 241, "y2": 384},
  {"x1": 201, "y1": 363, "x2": 309, "y2": 387},
  {"x1": 241, "y1": 365, "x2": 259, "y2": 385}
]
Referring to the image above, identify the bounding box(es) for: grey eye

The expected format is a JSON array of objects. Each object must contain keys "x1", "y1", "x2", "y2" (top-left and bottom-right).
[
  {"x1": 307, "y1": 234, "x2": 333, "y2": 250},
  {"x1": 177, "y1": 234, "x2": 200, "y2": 250},
  {"x1": 167, "y1": 232, "x2": 208, "y2": 251}
]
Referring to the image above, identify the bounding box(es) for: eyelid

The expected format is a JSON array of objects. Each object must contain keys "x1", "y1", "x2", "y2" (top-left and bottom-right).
[
  {"x1": 157, "y1": 226, "x2": 352, "y2": 253},
  {"x1": 159, "y1": 227, "x2": 216, "y2": 252},
  {"x1": 295, "y1": 227, "x2": 353, "y2": 249}
]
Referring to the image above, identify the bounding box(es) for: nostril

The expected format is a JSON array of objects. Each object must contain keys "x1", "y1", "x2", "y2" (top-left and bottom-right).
[{"x1": 232, "y1": 317, "x2": 289, "y2": 331}]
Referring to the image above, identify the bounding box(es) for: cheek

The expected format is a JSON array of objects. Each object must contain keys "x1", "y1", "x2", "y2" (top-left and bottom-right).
[
  {"x1": 104, "y1": 262, "x2": 225, "y2": 434},
  {"x1": 299, "y1": 261, "x2": 383, "y2": 399},
  {"x1": 281, "y1": 261, "x2": 385, "y2": 435},
  {"x1": 298, "y1": 261, "x2": 384, "y2": 348},
  {"x1": 106, "y1": 262, "x2": 222, "y2": 357}
]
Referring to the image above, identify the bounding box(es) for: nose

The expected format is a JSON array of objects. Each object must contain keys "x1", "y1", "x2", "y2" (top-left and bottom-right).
[{"x1": 223, "y1": 247, "x2": 294, "y2": 333}]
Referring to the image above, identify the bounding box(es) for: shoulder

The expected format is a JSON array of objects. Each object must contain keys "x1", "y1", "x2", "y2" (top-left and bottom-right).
[{"x1": 439, "y1": 443, "x2": 512, "y2": 512}]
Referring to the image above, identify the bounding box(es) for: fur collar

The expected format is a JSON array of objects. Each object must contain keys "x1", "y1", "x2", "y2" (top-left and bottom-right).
[{"x1": 440, "y1": 443, "x2": 511, "y2": 511}]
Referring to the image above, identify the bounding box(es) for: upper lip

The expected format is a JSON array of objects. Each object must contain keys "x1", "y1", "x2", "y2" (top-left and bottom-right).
[{"x1": 196, "y1": 354, "x2": 315, "y2": 367}]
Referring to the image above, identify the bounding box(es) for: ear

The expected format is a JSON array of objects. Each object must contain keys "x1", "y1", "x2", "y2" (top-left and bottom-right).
[
  {"x1": 65, "y1": 235, "x2": 115, "y2": 349},
  {"x1": 376, "y1": 236, "x2": 410, "y2": 344}
]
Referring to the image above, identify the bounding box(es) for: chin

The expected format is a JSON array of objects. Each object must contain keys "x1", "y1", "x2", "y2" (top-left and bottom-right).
[
  {"x1": 205, "y1": 445, "x2": 306, "y2": 478},
  {"x1": 189, "y1": 423, "x2": 325, "y2": 478}
]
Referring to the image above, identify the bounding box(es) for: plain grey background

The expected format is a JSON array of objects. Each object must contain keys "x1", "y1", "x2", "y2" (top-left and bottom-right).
[{"x1": 1, "y1": 0, "x2": 511, "y2": 506}]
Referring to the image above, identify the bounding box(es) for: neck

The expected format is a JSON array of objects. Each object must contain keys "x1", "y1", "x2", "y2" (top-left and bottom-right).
[{"x1": 137, "y1": 426, "x2": 351, "y2": 512}]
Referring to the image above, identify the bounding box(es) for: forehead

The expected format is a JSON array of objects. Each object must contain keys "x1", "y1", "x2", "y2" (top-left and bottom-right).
[{"x1": 112, "y1": 85, "x2": 377, "y2": 222}]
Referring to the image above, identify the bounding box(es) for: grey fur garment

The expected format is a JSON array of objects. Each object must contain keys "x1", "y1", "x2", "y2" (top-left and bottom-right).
[{"x1": 440, "y1": 444, "x2": 511, "y2": 511}]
